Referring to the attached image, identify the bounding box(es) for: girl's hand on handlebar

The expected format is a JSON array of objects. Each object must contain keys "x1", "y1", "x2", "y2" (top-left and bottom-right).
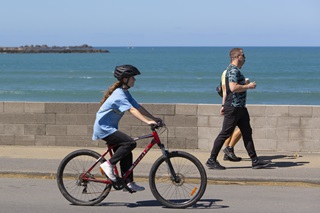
[
  {"x1": 154, "y1": 118, "x2": 165, "y2": 127},
  {"x1": 154, "y1": 117, "x2": 163, "y2": 123},
  {"x1": 147, "y1": 120, "x2": 157, "y2": 125},
  {"x1": 148, "y1": 119, "x2": 165, "y2": 128}
]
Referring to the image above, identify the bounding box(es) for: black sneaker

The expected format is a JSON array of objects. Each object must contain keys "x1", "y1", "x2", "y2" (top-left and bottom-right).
[
  {"x1": 206, "y1": 158, "x2": 226, "y2": 170},
  {"x1": 223, "y1": 147, "x2": 242, "y2": 162},
  {"x1": 223, "y1": 153, "x2": 242, "y2": 162},
  {"x1": 223, "y1": 153, "x2": 230, "y2": 161},
  {"x1": 252, "y1": 158, "x2": 271, "y2": 169}
]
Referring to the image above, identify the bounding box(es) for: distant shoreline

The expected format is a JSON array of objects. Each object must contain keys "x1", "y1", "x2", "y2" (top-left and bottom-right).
[{"x1": 0, "y1": 44, "x2": 109, "y2": 53}]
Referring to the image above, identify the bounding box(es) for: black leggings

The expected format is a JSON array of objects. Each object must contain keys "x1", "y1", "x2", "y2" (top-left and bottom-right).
[
  {"x1": 210, "y1": 106, "x2": 257, "y2": 161},
  {"x1": 103, "y1": 131, "x2": 136, "y2": 182}
]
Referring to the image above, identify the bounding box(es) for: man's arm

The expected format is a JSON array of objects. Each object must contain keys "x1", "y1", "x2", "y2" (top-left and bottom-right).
[{"x1": 229, "y1": 81, "x2": 256, "y2": 93}]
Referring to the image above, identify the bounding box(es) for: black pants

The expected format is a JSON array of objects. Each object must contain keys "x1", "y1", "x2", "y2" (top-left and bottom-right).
[
  {"x1": 103, "y1": 131, "x2": 136, "y2": 182},
  {"x1": 210, "y1": 106, "x2": 257, "y2": 161}
]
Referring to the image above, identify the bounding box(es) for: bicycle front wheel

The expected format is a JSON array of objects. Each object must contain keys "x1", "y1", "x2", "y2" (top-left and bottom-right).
[
  {"x1": 149, "y1": 151, "x2": 207, "y2": 208},
  {"x1": 56, "y1": 149, "x2": 111, "y2": 206}
]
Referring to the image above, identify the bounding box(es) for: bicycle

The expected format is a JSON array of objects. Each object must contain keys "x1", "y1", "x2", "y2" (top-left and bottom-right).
[{"x1": 56, "y1": 122, "x2": 207, "y2": 208}]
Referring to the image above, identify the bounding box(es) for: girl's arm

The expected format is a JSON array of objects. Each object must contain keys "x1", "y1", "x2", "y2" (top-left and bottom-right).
[
  {"x1": 129, "y1": 107, "x2": 158, "y2": 125},
  {"x1": 137, "y1": 106, "x2": 161, "y2": 121}
]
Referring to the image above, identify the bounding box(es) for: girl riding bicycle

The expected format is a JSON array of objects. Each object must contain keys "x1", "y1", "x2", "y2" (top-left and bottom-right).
[{"x1": 92, "y1": 64, "x2": 162, "y2": 192}]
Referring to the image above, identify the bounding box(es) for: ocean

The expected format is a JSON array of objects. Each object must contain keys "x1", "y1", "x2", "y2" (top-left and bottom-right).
[{"x1": 1, "y1": 47, "x2": 320, "y2": 105}]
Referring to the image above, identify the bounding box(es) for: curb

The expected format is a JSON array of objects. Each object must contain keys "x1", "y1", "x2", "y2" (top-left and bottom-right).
[{"x1": 1, "y1": 171, "x2": 319, "y2": 186}]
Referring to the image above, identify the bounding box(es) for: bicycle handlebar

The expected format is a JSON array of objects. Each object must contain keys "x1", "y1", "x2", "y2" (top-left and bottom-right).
[{"x1": 150, "y1": 121, "x2": 165, "y2": 130}]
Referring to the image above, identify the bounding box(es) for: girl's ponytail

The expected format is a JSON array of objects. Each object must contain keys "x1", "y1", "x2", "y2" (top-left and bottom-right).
[{"x1": 100, "y1": 81, "x2": 122, "y2": 106}]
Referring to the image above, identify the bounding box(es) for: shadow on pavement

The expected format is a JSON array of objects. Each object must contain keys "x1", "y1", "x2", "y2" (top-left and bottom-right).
[
  {"x1": 99, "y1": 198, "x2": 226, "y2": 209},
  {"x1": 261, "y1": 155, "x2": 310, "y2": 168},
  {"x1": 224, "y1": 155, "x2": 310, "y2": 169}
]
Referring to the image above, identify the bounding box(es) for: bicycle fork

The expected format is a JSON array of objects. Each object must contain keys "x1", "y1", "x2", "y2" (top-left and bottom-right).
[{"x1": 159, "y1": 144, "x2": 181, "y2": 183}]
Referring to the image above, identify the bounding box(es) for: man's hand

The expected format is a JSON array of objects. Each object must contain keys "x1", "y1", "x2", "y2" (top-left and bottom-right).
[
  {"x1": 220, "y1": 107, "x2": 225, "y2": 115},
  {"x1": 247, "y1": 81, "x2": 256, "y2": 89}
]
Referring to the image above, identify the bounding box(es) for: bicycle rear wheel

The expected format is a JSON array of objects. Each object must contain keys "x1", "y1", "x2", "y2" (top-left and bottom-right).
[
  {"x1": 56, "y1": 149, "x2": 111, "y2": 205},
  {"x1": 149, "y1": 151, "x2": 207, "y2": 208}
]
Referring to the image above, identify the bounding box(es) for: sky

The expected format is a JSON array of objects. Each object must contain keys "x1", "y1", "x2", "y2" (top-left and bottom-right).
[{"x1": 1, "y1": 0, "x2": 320, "y2": 47}]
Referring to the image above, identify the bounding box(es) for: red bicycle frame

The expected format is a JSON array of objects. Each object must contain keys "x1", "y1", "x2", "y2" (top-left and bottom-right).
[{"x1": 81, "y1": 128, "x2": 163, "y2": 184}]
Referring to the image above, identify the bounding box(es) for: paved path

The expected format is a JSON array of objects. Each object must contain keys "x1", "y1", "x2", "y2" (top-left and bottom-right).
[{"x1": 0, "y1": 146, "x2": 319, "y2": 185}]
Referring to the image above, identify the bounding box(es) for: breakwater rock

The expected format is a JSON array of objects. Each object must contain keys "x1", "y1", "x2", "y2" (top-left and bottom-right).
[{"x1": 0, "y1": 44, "x2": 109, "y2": 53}]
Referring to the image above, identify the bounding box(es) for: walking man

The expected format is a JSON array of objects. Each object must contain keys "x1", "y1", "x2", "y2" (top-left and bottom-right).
[{"x1": 206, "y1": 48, "x2": 271, "y2": 170}]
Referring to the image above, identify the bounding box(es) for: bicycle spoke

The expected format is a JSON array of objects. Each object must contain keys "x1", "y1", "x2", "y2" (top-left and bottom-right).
[
  {"x1": 150, "y1": 151, "x2": 207, "y2": 208},
  {"x1": 57, "y1": 150, "x2": 111, "y2": 205}
]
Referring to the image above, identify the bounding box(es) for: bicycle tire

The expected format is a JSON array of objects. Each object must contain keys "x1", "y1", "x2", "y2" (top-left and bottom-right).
[
  {"x1": 56, "y1": 149, "x2": 111, "y2": 206},
  {"x1": 149, "y1": 151, "x2": 207, "y2": 208}
]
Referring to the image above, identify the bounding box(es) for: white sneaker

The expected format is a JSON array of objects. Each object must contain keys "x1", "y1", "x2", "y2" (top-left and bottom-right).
[
  {"x1": 125, "y1": 182, "x2": 145, "y2": 192},
  {"x1": 100, "y1": 161, "x2": 117, "y2": 182}
]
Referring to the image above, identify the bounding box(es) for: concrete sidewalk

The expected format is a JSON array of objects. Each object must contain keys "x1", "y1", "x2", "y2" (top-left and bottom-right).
[{"x1": 0, "y1": 146, "x2": 319, "y2": 185}]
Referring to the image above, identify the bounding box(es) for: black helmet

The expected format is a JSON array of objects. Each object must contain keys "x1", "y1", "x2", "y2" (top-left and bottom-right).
[{"x1": 114, "y1": 65, "x2": 141, "y2": 80}]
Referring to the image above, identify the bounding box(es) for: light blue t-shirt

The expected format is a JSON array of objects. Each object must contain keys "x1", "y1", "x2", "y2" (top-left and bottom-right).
[{"x1": 92, "y1": 88, "x2": 140, "y2": 140}]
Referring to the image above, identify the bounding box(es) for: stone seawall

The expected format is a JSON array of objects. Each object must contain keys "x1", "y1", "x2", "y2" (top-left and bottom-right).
[{"x1": 0, "y1": 102, "x2": 319, "y2": 152}]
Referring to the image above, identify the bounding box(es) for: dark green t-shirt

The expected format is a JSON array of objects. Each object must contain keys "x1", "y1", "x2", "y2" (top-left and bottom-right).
[{"x1": 225, "y1": 64, "x2": 247, "y2": 107}]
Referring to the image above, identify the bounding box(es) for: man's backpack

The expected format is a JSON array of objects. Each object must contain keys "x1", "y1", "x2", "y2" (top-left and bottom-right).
[
  {"x1": 216, "y1": 70, "x2": 227, "y2": 97},
  {"x1": 216, "y1": 81, "x2": 223, "y2": 97}
]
